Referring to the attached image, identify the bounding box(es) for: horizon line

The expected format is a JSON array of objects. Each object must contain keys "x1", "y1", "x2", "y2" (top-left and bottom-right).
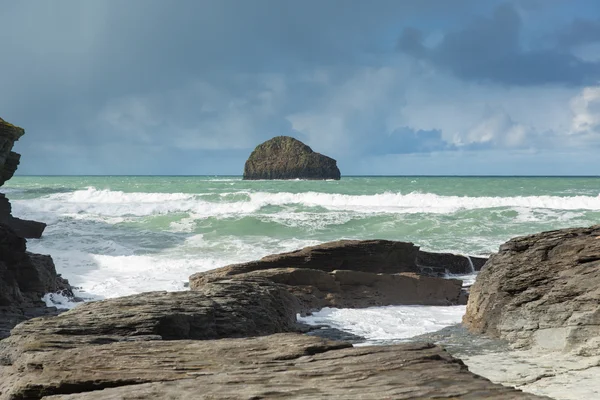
[{"x1": 12, "y1": 174, "x2": 600, "y2": 178}]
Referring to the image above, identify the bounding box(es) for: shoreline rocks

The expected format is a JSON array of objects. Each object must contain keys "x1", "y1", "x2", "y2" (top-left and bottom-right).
[
  {"x1": 463, "y1": 225, "x2": 600, "y2": 355},
  {"x1": 0, "y1": 119, "x2": 46, "y2": 239},
  {"x1": 0, "y1": 117, "x2": 72, "y2": 339},
  {"x1": 190, "y1": 240, "x2": 475, "y2": 312},
  {"x1": 243, "y1": 136, "x2": 341, "y2": 180},
  {"x1": 0, "y1": 278, "x2": 545, "y2": 400}
]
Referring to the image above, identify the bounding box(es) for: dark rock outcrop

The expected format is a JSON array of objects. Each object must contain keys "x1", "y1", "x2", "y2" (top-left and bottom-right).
[
  {"x1": 0, "y1": 118, "x2": 71, "y2": 339},
  {"x1": 190, "y1": 240, "x2": 469, "y2": 312},
  {"x1": 0, "y1": 119, "x2": 24, "y2": 187},
  {"x1": 417, "y1": 251, "x2": 487, "y2": 276},
  {"x1": 0, "y1": 194, "x2": 46, "y2": 239},
  {"x1": 243, "y1": 136, "x2": 341, "y2": 180},
  {"x1": 463, "y1": 225, "x2": 600, "y2": 355},
  {"x1": 0, "y1": 118, "x2": 45, "y2": 239},
  {"x1": 0, "y1": 224, "x2": 71, "y2": 339},
  {"x1": 0, "y1": 278, "x2": 546, "y2": 399}
]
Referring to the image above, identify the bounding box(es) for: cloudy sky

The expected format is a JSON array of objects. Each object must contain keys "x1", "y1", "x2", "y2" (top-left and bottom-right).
[{"x1": 2, "y1": 0, "x2": 600, "y2": 175}]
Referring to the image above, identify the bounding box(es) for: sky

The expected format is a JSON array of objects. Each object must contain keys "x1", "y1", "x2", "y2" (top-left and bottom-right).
[{"x1": 1, "y1": 0, "x2": 600, "y2": 175}]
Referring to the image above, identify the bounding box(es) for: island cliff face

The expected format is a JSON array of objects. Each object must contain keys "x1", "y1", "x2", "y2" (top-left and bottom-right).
[{"x1": 243, "y1": 136, "x2": 341, "y2": 180}]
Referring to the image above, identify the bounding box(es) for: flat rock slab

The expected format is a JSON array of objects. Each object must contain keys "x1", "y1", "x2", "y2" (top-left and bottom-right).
[
  {"x1": 190, "y1": 240, "x2": 422, "y2": 284},
  {"x1": 4, "y1": 335, "x2": 546, "y2": 400}
]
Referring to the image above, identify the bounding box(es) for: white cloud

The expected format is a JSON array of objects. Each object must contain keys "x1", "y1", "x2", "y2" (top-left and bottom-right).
[{"x1": 570, "y1": 86, "x2": 600, "y2": 135}]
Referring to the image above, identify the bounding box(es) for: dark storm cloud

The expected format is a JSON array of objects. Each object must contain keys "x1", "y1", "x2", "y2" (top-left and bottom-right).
[
  {"x1": 1, "y1": 0, "x2": 599, "y2": 175},
  {"x1": 364, "y1": 128, "x2": 454, "y2": 156},
  {"x1": 556, "y1": 18, "x2": 600, "y2": 47},
  {"x1": 397, "y1": 4, "x2": 600, "y2": 86},
  {"x1": 0, "y1": 0, "x2": 476, "y2": 174}
]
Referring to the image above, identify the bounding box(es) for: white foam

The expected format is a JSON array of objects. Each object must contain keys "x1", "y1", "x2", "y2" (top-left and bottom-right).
[
  {"x1": 12, "y1": 188, "x2": 600, "y2": 223},
  {"x1": 42, "y1": 292, "x2": 79, "y2": 310},
  {"x1": 299, "y1": 305, "x2": 466, "y2": 345}
]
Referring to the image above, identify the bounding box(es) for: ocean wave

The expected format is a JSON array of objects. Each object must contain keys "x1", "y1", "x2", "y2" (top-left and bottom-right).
[{"x1": 11, "y1": 187, "x2": 600, "y2": 220}]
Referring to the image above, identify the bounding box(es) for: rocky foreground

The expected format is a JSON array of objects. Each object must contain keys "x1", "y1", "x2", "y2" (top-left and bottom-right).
[
  {"x1": 0, "y1": 277, "x2": 543, "y2": 400},
  {"x1": 0, "y1": 235, "x2": 550, "y2": 399}
]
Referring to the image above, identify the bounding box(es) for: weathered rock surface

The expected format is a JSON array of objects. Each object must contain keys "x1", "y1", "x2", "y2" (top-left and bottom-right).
[
  {"x1": 0, "y1": 328, "x2": 546, "y2": 400},
  {"x1": 201, "y1": 268, "x2": 463, "y2": 313},
  {"x1": 0, "y1": 224, "x2": 71, "y2": 339},
  {"x1": 0, "y1": 118, "x2": 70, "y2": 337},
  {"x1": 43, "y1": 339, "x2": 546, "y2": 400},
  {"x1": 0, "y1": 119, "x2": 46, "y2": 238},
  {"x1": 463, "y1": 225, "x2": 600, "y2": 355},
  {"x1": 191, "y1": 240, "x2": 421, "y2": 281},
  {"x1": 0, "y1": 119, "x2": 24, "y2": 187},
  {"x1": 0, "y1": 241, "x2": 545, "y2": 399},
  {"x1": 243, "y1": 136, "x2": 341, "y2": 180},
  {"x1": 191, "y1": 240, "x2": 466, "y2": 311}
]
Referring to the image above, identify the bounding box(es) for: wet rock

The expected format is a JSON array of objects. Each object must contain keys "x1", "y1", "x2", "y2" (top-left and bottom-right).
[
  {"x1": 243, "y1": 136, "x2": 341, "y2": 180},
  {"x1": 0, "y1": 224, "x2": 71, "y2": 339},
  {"x1": 417, "y1": 250, "x2": 487, "y2": 276}
]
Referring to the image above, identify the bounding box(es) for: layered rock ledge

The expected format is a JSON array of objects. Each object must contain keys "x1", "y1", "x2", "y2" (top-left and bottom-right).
[
  {"x1": 243, "y1": 136, "x2": 341, "y2": 180},
  {"x1": 190, "y1": 240, "x2": 481, "y2": 312}
]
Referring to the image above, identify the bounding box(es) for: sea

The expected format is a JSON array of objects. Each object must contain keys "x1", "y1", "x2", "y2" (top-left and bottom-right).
[{"x1": 5, "y1": 176, "x2": 600, "y2": 345}]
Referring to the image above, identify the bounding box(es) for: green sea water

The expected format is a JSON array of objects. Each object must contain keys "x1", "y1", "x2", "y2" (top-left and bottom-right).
[{"x1": 5, "y1": 175, "x2": 600, "y2": 300}]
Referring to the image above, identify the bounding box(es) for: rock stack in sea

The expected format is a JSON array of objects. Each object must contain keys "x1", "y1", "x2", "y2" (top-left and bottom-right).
[
  {"x1": 243, "y1": 136, "x2": 341, "y2": 180},
  {"x1": 0, "y1": 117, "x2": 72, "y2": 339}
]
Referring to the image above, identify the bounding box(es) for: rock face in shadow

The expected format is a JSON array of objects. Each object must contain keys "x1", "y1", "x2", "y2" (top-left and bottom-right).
[
  {"x1": 0, "y1": 278, "x2": 546, "y2": 399},
  {"x1": 0, "y1": 119, "x2": 24, "y2": 187},
  {"x1": 0, "y1": 224, "x2": 72, "y2": 339},
  {"x1": 0, "y1": 224, "x2": 71, "y2": 339},
  {"x1": 0, "y1": 118, "x2": 71, "y2": 339},
  {"x1": 463, "y1": 225, "x2": 600, "y2": 355},
  {"x1": 190, "y1": 240, "x2": 470, "y2": 312},
  {"x1": 243, "y1": 136, "x2": 341, "y2": 180},
  {"x1": 0, "y1": 118, "x2": 46, "y2": 239},
  {"x1": 0, "y1": 194, "x2": 46, "y2": 239}
]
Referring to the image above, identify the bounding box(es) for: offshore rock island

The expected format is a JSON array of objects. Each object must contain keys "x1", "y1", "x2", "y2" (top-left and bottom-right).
[{"x1": 243, "y1": 136, "x2": 341, "y2": 180}]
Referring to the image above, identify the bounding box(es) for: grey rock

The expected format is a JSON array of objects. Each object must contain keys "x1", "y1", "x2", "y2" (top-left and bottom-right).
[
  {"x1": 2, "y1": 333, "x2": 546, "y2": 400},
  {"x1": 464, "y1": 224, "x2": 600, "y2": 355}
]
